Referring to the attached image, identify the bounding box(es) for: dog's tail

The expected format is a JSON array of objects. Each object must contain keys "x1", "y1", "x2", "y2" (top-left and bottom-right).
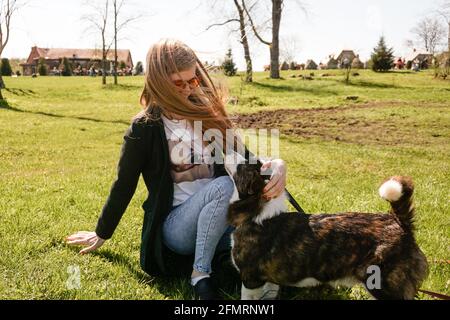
[{"x1": 379, "y1": 176, "x2": 415, "y2": 231}]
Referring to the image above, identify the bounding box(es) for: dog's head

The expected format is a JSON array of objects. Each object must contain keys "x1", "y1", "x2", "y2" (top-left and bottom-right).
[
  {"x1": 225, "y1": 152, "x2": 271, "y2": 199},
  {"x1": 234, "y1": 159, "x2": 268, "y2": 199},
  {"x1": 225, "y1": 152, "x2": 272, "y2": 226}
]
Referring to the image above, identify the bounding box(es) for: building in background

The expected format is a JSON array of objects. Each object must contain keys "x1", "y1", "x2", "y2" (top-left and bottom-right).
[{"x1": 20, "y1": 46, "x2": 133, "y2": 76}]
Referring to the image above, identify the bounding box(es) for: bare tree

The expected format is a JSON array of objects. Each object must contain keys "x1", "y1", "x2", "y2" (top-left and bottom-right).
[
  {"x1": 0, "y1": 0, "x2": 21, "y2": 99},
  {"x1": 436, "y1": 0, "x2": 450, "y2": 51},
  {"x1": 243, "y1": 0, "x2": 306, "y2": 79},
  {"x1": 206, "y1": 0, "x2": 256, "y2": 82},
  {"x1": 280, "y1": 35, "x2": 301, "y2": 65},
  {"x1": 243, "y1": 0, "x2": 282, "y2": 79},
  {"x1": 83, "y1": 0, "x2": 113, "y2": 85},
  {"x1": 112, "y1": 0, "x2": 141, "y2": 85},
  {"x1": 411, "y1": 17, "x2": 446, "y2": 55}
]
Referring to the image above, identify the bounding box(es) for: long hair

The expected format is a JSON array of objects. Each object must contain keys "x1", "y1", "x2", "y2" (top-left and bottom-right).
[{"x1": 140, "y1": 39, "x2": 242, "y2": 154}]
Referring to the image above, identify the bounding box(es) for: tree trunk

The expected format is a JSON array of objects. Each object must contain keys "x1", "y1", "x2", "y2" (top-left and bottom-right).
[
  {"x1": 235, "y1": 0, "x2": 252, "y2": 82},
  {"x1": 0, "y1": 73, "x2": 4, "y2": 100},
  {"x1": 270, "y1": 0, "x2": 282, "y2": 79},
  {"x1": 0, "y1": 74, "x2": 5, "y2": 90},
  {"x1": 114, "y1": 1, "x2": 118, "y2": 85},
  {"x1": 448, "y1": 22, "x2": 450, "y2": 52},
  {"x1": 114, "y1": 47, "x2": 118, "y2": 85},
  {"x1": 102, "y1": 56, "x2": 107, "y2": 85}
]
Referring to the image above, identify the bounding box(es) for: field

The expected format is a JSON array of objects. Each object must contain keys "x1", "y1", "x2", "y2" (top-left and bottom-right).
[{"x1": 0, "y1": 70, "x2": 449, "y2": 299}]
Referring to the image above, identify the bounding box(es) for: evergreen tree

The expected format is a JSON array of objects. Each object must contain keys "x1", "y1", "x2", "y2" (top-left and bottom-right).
[
  {"x1": 370, "y1": 36, "x2": 394, "y2": 72},
  {"x1": 133, "y1": 61, "x2": 143, "y2": 75},
  {"x1": 38, "y1": 58, "x2": 48, "y2": 76},
  {"x1": 222, "y1": 49, "x2": 237, "y2": 76},
  {"x1": 0, "y1": 58, "x2": 12, "y2": 76},
  {"x1": 60, "y1": 57, "x2": 73, "y2": 76}
]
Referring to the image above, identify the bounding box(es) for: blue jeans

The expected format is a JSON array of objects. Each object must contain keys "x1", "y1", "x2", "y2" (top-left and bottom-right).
[{"x1": 162, "y1": 175, "x2": 235, "y2": 274}]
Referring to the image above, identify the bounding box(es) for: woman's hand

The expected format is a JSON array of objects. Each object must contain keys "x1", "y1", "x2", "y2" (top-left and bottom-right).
[
  {"x1": 65, "y1": 231, "x2": 105, "y2": 255},
  {"x1": 261, "y1": 159, "x2": 287, "y2": 200}
]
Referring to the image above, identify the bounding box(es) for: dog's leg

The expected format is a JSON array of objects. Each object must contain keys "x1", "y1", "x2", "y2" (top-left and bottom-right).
[{"x1": 241, "y1": 283, "x2": 265, "y2": 300}]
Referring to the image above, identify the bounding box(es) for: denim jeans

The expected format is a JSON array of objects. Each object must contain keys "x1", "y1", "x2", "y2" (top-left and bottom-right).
[{"x1": 162, "y1": 175, "x2": 235, "y2": 274}]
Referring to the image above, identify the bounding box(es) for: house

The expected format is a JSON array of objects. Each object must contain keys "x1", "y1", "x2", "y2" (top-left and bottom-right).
[
  {"x1": 20, "y1": 46, "x2": 133, "y2": 76},
  {"x1": 336, "y1": 50, "x2": 356, "y2": 68},
  {"x1": 405, "y1": 49, "x2": 433, "y2": 70},
  {"x1": 305, "y1": 59, "x2": 318, "y2": 70}
]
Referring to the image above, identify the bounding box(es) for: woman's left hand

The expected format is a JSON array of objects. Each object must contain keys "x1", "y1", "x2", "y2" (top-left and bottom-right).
[{"x1": 261, "y1": 159, "x2": 287, "y2": 200}]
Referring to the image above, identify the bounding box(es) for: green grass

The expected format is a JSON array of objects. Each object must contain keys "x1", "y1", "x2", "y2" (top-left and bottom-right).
[{"x1": 0, "y1": 71, "x2": 449, "y2": 299}]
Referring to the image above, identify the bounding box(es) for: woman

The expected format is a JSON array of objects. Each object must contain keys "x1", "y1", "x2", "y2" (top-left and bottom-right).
[{"x1": 66, "y1": 39, "x2": 287, "y2": 299}]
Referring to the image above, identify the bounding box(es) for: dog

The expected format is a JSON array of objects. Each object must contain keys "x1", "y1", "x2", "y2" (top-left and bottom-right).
[{"x1": 224, "y1": 155, "x2": 428, "y2": 300}]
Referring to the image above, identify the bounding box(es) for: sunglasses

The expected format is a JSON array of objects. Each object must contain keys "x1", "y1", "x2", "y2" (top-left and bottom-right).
[{"x1": 172, "y1": 76, "x2": 200, "y2": 89}]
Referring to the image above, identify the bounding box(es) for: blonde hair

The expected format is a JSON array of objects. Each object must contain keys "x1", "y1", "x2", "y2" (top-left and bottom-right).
[{"x1": 140, "y1": 39, "x2": 240, "y2": 153}]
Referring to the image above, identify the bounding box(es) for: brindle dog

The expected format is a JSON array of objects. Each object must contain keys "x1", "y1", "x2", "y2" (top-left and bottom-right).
[{"x1": 225, "y1": 157, "x2": 428, "y2": 300}]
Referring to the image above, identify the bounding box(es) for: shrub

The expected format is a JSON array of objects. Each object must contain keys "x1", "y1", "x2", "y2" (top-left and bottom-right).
[
  {"x1": 222, "y1": 49, "x2": 237, "y2": 76},
  {"x1": 60, "y1": 57, "x2": 73, "y2": 76},
  {"x1": 134, "y1": 61, "x2": 143, "y2": 75},
  {"x1": 38, "y1": 58, "x2": 48, "y2": 76},
  {"x1": 1, "y1": 58, "x2": 12, "y2": 76},
  {"x1": 371, "y1": 36, "x2": 394, "y2": 72}
]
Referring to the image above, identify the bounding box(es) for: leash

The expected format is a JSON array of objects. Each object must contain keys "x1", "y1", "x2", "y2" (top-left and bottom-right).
[
  {"x1": 418, "y1": 289, "x2": 450, "y2": 300},
  {"x1": 285, "y1": 188, "x2": 306, "y2": 214},
  {"x1": 284, "y1": 189, "x2": 450, "y2": 300}
]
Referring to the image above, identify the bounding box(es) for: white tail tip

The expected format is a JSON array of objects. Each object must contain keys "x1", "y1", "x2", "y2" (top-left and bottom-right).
[{"x1": 379, "y1": 179, "x2": 403, "y2": 202}]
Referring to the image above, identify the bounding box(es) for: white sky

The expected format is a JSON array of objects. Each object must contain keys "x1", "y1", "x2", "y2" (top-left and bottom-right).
[{"x1": 3, "y1": 0, "x2": 447, "y2": 71}]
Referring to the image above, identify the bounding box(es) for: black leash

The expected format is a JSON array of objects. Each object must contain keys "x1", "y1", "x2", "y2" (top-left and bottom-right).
[{"x1": 285, "y1": 188, "x2": 306, "y2": 214}]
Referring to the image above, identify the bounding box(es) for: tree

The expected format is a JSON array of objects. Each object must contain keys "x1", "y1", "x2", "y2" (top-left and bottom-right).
[
  {"x1": 436, "y1": 1, "x2": 450, "y2": 51},
  {"x1": 280, "y1": 35, "x2": 301, "y2": 66},
  {"x1": 412, "y1": 17, "x2": 446, "y2": 54},
  {"x1": 370, "y1": 36, "x2": 395, "y2": 72},
  {"x1": 1, "y1": 58, "x2": 12, "y2": 76},
  {"x1": 0, "y1": 0, "x2": 22, "y2": 99},
  {"x1": 112, "y1": 0, "x2": 141, "y2": 85},
  {"x1": 37, "y1": 58, "x2": 48, "y2": 76},
  {"x1": 133, "y1": 61, "x2": 143, "y2": 75},
  {"x1": 61, "y1": 57, "x2": 73, "y2": 76},
  {"x1": 83, "y1": 0, "x2": 113, "y2": 85},
  {"x1": 205, "y1": 0, "x2": 255, "y2": 82},
  {"x1": 222, "y1": 49, "x2": 237, "y2": 76},
  {"x1": 243, "y1": 0, "x2": 306, "y2": 79},
  {"x1": 243, "y1": 0, "x2": 283, "y2": 79}
]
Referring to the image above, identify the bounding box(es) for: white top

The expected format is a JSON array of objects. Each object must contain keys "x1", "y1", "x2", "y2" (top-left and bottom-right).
[{"x1": 161, "y1": 115, "x2": 215, "y2": 207}]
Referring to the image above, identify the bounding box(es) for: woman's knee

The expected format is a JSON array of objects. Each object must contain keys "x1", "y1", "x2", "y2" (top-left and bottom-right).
[{"x1": 209, "y1": 176, "x2": 234, "y2": 201}]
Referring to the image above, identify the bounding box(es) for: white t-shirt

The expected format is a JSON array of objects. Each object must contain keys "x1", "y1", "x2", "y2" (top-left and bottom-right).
[{"x1": 161, "y1": 115, "x2": 215, "y2": 207}]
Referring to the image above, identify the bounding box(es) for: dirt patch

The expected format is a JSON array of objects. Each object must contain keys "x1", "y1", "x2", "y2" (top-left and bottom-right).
[{"x1": 231, "y1": 102, "x2": 448, "y2": 146}]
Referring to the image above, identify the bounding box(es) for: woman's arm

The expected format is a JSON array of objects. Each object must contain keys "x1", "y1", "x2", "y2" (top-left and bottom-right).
[
  {"x1": 95, "y1": 121, "x2": 146, "y2": 239},
  {"x1": 66, "y1": 121, "x2": 147, "y2": 253}
]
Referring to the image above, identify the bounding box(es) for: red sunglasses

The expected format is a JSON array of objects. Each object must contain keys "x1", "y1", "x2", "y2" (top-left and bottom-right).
[{"x1": 172, "y1": 76, "x2": 200, "y2": 89}]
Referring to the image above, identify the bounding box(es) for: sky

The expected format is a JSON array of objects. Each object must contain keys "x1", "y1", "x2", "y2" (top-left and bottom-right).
[{"x1": 3, "y1": 0, "x2": 447, "y2": 71}]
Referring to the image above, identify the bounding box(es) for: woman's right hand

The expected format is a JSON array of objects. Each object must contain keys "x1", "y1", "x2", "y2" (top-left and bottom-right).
[{"x1": 65, "y1": 231, "x2": 105, "y2": 255}]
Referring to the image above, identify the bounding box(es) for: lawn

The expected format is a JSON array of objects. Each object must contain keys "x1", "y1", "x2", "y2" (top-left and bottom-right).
[{"x1": 0, "y1": 70, "x2": 449, "y2": 299}]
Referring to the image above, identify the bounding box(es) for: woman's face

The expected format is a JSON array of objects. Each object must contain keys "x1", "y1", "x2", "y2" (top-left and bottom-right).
[{"x1": 169, "y1": 65, "x2": 199, "y2": 99}]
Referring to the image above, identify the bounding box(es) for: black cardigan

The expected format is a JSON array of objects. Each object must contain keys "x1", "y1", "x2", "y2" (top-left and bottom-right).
[{"x1": 95, "y1": 107, "x2": 238, "y2": 277}]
